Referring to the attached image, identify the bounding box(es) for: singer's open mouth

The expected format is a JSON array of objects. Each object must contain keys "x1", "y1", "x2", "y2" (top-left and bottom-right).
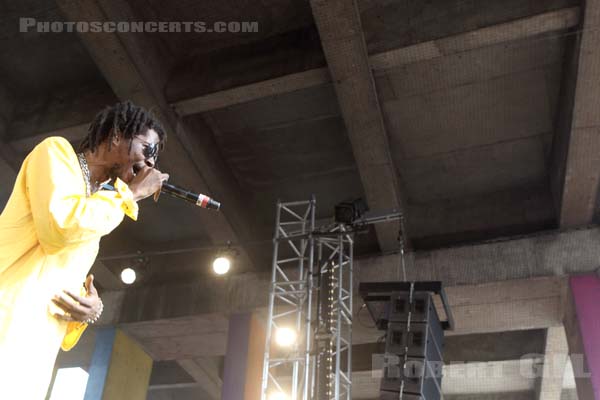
[{"x1": 132, "y1": 164, "x2": 143, "y2": 177}]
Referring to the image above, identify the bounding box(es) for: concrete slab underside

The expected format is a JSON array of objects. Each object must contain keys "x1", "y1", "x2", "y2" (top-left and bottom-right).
[{"x1": 90, "y1": 227, "x2": 600, "y2": 361}]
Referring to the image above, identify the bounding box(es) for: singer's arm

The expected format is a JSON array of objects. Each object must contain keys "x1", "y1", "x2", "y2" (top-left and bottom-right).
[{"x1": 25, "y1": 137, "x2": 139, "y2": 254}]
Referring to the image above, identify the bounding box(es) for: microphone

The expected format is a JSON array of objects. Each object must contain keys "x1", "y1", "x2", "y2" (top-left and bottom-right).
[{"x1": 160, "y1": 182, "x2": 221, "y2": 210}]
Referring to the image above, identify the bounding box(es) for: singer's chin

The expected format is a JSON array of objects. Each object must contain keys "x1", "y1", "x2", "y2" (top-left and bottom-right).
[{"x1": 109, "y1": 164, "x2": 132, "y2": 185}]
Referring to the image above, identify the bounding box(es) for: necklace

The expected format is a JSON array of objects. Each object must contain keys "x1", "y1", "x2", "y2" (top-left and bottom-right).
[{"x1": 77, "y1": 153, "x2": 92, "y2": 197}]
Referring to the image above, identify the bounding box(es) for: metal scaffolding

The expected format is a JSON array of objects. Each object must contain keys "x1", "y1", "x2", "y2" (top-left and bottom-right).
[
  {"x1": 314, "y1": 223, "x2": 353, "y2": 400},
  {"x1": 260, "y1": 198, "x2": 354, "y2": 400},
  {"x1": 261, "y1": 199, "x2": 316, "y2": 400}
]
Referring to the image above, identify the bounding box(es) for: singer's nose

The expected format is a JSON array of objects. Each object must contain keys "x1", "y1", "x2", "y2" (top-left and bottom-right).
[{"x1": 145, "y1": 158, "x2": 155, "y2": 168}]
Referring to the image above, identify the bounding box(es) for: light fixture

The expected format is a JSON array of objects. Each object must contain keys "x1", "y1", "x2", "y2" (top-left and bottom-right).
[
  {"x1": 213, "y1": 256, "x2": 231, "y2": 275},
  {"x1": 268, "y1": 391, "x2": 289, "y2": 400},
  {"x1": 120, "y1": 267, "x2": 136, "y2": 284},
  {"x1": 275, "y1": 327, "x2": 297, "y2": 347}
]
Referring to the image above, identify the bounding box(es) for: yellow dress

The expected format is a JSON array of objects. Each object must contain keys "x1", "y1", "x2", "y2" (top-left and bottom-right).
[{"x1": 0, "y1": 137, "x2": 138, "y2": 399}]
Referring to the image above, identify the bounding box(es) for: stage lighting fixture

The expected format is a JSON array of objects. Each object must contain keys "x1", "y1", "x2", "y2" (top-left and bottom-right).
[
  {"x1": 335, "y1": 198, "x2": 367, "y2": 224},
  {"x1": 275, "y1": 327, "x2": 297, "y2": 347},
  {"x1": 213, "y1": 256, "x2": 231, "y2": 275},
  {"x1": 120, "y1": 267, "x2": 136, "y2": 284},
  {"x1": 268, "y1": 392, "x2": 289, "y2": 400}
]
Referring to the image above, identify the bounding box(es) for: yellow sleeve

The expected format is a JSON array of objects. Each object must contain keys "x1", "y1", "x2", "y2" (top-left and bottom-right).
[
  {"x1": 61, "y1": 322, "x2": 88, "y2": 351},
  {"x1": 26, "y1": 137, "x2": 139, "y2": 254}
]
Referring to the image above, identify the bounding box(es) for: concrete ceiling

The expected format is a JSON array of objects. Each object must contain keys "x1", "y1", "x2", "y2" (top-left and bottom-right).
[
  {"x1": 0, "y1": 1, "x2": 104, "y2": 97},
  {"x1": 2, "y1": 0, "x2": 597, "y2": 398},
  {"x1": 128, "y1": 0, "x2": 315, "y2": 58}
]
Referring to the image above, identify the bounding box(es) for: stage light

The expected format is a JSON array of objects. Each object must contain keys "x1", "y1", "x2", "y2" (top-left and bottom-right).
[
  {"x1": 268, "y1": 391, "x2": 289, "y2": 400},
  {"x1": 335, "y1": 198, "x2": 367, "y2": 224},
  {"x1": 120, "y1": 267, "x2": 136, "y2": 284},
  {"x1": 275, "y1": 327, "x2": 297, "y2": 347},
  {"x1": 213, "y1": 256, "x2": 231, "y2": 275}
]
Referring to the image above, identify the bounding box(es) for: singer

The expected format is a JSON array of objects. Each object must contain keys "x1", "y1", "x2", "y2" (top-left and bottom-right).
[{"x1": 0, "y1": 101, "x2": 169, "y2": 399}]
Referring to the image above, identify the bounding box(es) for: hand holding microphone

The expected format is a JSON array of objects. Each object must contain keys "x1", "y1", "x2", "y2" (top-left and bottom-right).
[
  {"x1": 128, "y1": 166, "x2": 170, "y2": 202},
  {"x1": 126, "y1": 166, "x2": 221, "y2": 210}
]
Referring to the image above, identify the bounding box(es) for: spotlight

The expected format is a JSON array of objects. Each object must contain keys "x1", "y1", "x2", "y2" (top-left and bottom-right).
[
  {"x1": 120, "y1": 267, "x2": 136, "y2": 285},
  {"x1": 213, "y1": 256, "x2": 231, "y2": 275},
  {"x1": 275, "y1": 327, "x2": 297, "y2": 347},
  {"x1": 268, "y1": 392, "x2": 289, "y2": 400},
  {"x1": 335, "y1": 198, "x2": 367, "y2": 224}
]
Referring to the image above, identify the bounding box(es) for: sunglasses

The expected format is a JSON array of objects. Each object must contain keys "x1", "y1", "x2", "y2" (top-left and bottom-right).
[{"x1": 134, "y1": 136, "x2": 160, "y2": 162}]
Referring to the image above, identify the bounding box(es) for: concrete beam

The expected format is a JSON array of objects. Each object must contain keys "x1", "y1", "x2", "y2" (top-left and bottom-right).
[
  {"x1": 169, "y1": 7, "x2": 579, "y2": 115},
  {"x1": 353, "y1": 360, "x2": 538, "y2": 399},
  {"x1": 360, "y1": 227, "x2": 600, "y2": 286},
  {"x1": 171, "y1": 68, "x2": 330, "y2": 116},
  {"x1": 560, "y1": 389, "x2": 579, "y2": 400},
  {"x1": 354, "y1": 390, "x2": 536, "y2": 400},
  {"x1": 352, "y1": 329, "x2": 545, "y2": 372},
  {"x1": 54, "y1": 0, "x2": 258, "y2": 269},
  {"x1": 105, "y1": 276, "x2": 564, "y2": 361},
  {"x1": 444, "y1": 393, "x2": 535, "y2": 400},
  {"x1": 148, "y1": 361, "x2": 197, "y2": 389},
  {"x1": 353, "y1": 276, "x2": 566, "y2": 344},
  {"x1": 443, "y1": 329, "x2": 546, "y2": 363},
  {"x1": 369, "y1": 7, "x2": 579, "y2": 71},
  {"x1": 535, "y1": 327, "x2": 569, "y2": 400},
  {"x1": 176, "y1": 358, "x2": 221, "y2": 400},
  {"x1": 147, "y1": 386, "x2": 207, "y2": 400},
  {"x1": 93, "y1": 227, "x2": 600, "y2": 360},
  {"x1": 310, "y1": 0, "x2": 403, "y2": 252},
  {"x1": 551, "y1": 0, "x2": 600, "y2": 227},
  {"x1": 148, "y1": 382, "x2": 200, "y2": 391},
  {"x1": 109, "y1": 227, "x2": 600, "y2": 322},
  {"x1": 362, "y1": 390, "x2": 583, "y2": 400}
]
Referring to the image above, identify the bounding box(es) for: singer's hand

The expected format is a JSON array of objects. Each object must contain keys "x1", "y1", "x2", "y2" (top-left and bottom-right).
[
  {"x1": 52, "y1": 275, "x2": 102, "y2": 323},
  {"x1": 129, "y1": 166, "x2": 169, "y2": 202}
]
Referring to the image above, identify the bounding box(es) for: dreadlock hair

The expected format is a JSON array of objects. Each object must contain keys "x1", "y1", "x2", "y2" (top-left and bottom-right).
[{"x1": 79, "y1": 101, "x2": 167, "y2": 154}]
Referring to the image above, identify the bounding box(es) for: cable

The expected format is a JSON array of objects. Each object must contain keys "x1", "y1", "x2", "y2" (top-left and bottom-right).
[{"x1": 397, "y1": 214, "x2": 407, "y2": 282}]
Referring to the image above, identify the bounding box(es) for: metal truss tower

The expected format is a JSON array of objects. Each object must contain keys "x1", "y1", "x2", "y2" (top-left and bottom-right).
[
  {"x1": 314, "y1": 223, "x2": 353, "y2": 400},
  {"x1": 261, "y1": 199, "x2": 316, "y2": 400},
  {"x1": 260, "y1": 198, "x2": 354, "y2": 400}
]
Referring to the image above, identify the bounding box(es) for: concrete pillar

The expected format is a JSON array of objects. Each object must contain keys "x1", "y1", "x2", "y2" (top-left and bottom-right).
[
  {"x1": 535, "y1": 326, "x2": 569, "y2": 400},
  {"x1": 563, "y1": 274, "x2": 600, "y2": 400},
  {"x1": 84, "y1": 327, "x2": 153, "y2": 400},
  {"x1": 222, "y1": 313, "x2": 266, "y2": 400}
]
